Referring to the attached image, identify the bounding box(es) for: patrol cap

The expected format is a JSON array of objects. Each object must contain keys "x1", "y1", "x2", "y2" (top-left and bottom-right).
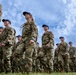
[
  {"x1": 42, "y1": 24, "x2": 49, "y2": 29},
  {"x1": 16, "y1": 35, "x2": 22, "y2": 38},
  {"x1": 0, "y1": 27, "x2": 3, "y2": 29},
  {"x1": 56, "y1": 43, "x2": 59, "y2": 45},
  {"x1": 69, "y1": 41, "x2": 72, "y2": 44},
  {"x1": 59, "y1": 36, "x2": 64, "y2": 39},
  {"x1": 23, "y1": 11, "x2": 32, "y2": 16},
  {"x1": 37, "y1": 42, "x2": 39, "y2": 44},
  {"x1": 2, "y1": 19, "x2": 11, "y2": 24}
]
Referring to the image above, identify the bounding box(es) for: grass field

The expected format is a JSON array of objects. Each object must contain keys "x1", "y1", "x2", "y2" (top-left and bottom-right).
[{"x1": 0, "y1": 73, "x2": 76, "y2": 75}]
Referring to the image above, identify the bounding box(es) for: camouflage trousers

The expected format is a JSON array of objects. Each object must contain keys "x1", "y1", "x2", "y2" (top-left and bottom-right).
[
  {"x1": 35, "y1": 58, "x2": 44, "y2": 72},
  {"x1": 13, "y1": 42, "x2": 35, "y2": 73},
  {"x1": 39, "y1": 46, "x2": 54, "y2": 73},
  {"x1": 2, "y1": 46, "x2": 13, "y2": 73},
  {"x1": 12, "y1": 43, "x2": 25, "y2": 73},
  {"x1": 12, "y1": 56, "x2": 24, "y2": 73},
  {"x1": 0, "y1": 48, "x2": 4, "y2": 72},
  {"x1": 74, "y1": 58, "x2": 76, "y2": 72},
  {"x1": 54, "y1": 58, "x2": 59, "y2": 72},
  {"x1": 32, "y1": 58, "x2": 42, "y2": 73},
  {"x1": 58, "y1": 53, "x2": 69, "y2": 72},
  {"x1": 69, "y1": 58, "x2": 76, "y2": 72}
]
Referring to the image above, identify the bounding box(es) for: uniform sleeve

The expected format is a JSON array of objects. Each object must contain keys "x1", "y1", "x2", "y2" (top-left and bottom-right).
[
  {"x1": 54, "y1": 49, "x2": 57, "y2": 57},
  {"x1": 66, "y1": 43, "x2": 69, "y2": 52},
  {"x1": 30, "y1": 22, "x2": 38, "y2": 42},
  {"x1": 3, "y1": 28, "x2": 15, "y2": 46},
  {"x1": 73, "y1": 47, "x2": 76, "y2": 57},
  {"x1": 49, "y1": 32, "x2": 54, "y2": 45},
  {"x1": 47, "y1": 32, "x2": 54, "y2": 48}
]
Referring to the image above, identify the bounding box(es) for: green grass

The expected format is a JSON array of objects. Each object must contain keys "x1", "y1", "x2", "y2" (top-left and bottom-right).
[{"x1": 0, "y1": 73, "x2": 76, "y2": 75}]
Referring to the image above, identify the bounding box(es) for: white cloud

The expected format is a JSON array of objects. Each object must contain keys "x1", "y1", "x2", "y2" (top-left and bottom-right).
[
  {"x1": 53, "y1": 0, "x2": 76, "y2": 46},
  {"x1": 62, "y1": 0, "x2": 67, "y2": 4},
  {"x1": 1, "y1": 0, "x2": 76, "y2": 46}
]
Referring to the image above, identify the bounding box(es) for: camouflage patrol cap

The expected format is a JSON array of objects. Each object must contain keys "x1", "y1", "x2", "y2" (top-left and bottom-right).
[
  {"x1": 42, "y1": 24, "x2": 49, "y2": 29},
  {"x1": 23, "y1": 11, "x2": 32, "y2": 16},
  {"x1": 0, "y1": 27, "x2": 3, "y2": 29},
  {"x1": 59, "y1": 36, "x2": 64, "y2": 39},
  {"x1": 2, "y1": 19, "x2": 11, "y2": 24},
  {"x1": 16, "y1": 35, "x2": 22, "y2": 38},
  {"x1": 69, "y1": 41, "x2": 72, "y2": 44}
]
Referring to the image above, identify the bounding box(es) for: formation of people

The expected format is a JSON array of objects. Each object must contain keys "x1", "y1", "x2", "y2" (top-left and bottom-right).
[
  {"x1": 0, "y1": 11, "x2": 75, "y2": 74},
  {"x1": 54, "y1": 38, "x2": 76, "y2": 72}
]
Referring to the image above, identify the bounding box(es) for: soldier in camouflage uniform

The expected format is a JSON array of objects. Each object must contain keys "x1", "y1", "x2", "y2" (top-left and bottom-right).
[
  {"x1": 54, "y1": 43, "x2": 59, "y2": 72},
  {"x1": 58, "y1": 37, "x2": 69, "y2": 72},
  {"x1": 74, "y1": 47, "x2": 76, "y2": 72},
  {"x1": 13, "y1": 11, "x2": 38, "y2": 74},
  {"x1": 34, "y1": 42, "x2": 43, "y2": 72},
  {"x1": 0, "y1": 27, "x2": 4, "y2": 72},
  {"x1": 68, "y1": 42, "x2": 76, "y2": 72},
  {"x1": 12, "y1": 35, "x2": 22, "y2": 73},
  {"x1": 32, "y1": 42, "x2": 38, "y2": 72},
  {"x1": 40, "y1": 24, "x2": 54, "y2": 73},
  {"x1": 1, "y1": 19, "x2": 16, "y2": 73},
  {"x1": 12, "y1": 35, "x2": 21, "y2": 53}
]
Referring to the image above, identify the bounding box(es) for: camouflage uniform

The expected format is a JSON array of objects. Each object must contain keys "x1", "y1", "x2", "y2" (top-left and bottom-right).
[
  {"x1": 14, "y1": 21, "x2": 38, "y2": 73},
  {"x1": 12, "y1": 41, "x2": 22, "y2": 73},
  {"x1": 32, "y1": 43, "x2": 38, "y2": 72},
  {"x1": 54, "y1": 47, "x2": 59, "y2": 72},
  {"x1": 74, "y1": 49, "x2": 76, "y2": 72},
  {"x1": 33, "y1": 43, "x2": 43, "y2": 73},
  {"x1": 36, "y1": 47, "x2": 44, "y2": 72},
  {"x1": 58, "y1": 42, "x2": 69, "y2": 72},
  {"x1": 41, "y1": 31, "x2": 54, "y2": 73},
  {"x1": 0, "y1": 30, "x2": 4, "y2": 72},
  {"x1": 69, "y1": 46, "x2": 76, "y2": 72},
  {"x1": 1, "y1": 26, "x2": 16, "y2": 73}
]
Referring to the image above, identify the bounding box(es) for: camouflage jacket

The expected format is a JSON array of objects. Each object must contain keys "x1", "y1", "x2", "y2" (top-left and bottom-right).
[
  {"x1": 69, "y1": 46, "x2": 76, "y2": 58},
  {"x1": 58, "y1": 42, "x2": 69, "y2": 54},
  {"x1": 54, "y1": 48, "x2": 59, "y2": 59},
  {"x1": 0, "y1": 32, "x2": 2, "y2": 50},
  {"x1": 22, "y1": 21, "x2": 38, "y2": 43},
  {"x1": 12, "y1": 41, "x2": 21, "y2": 52},
  {"x1": 42, "y1": 31, "x2": 54, "y2": 49},
  {"x1": 1, "y1": 26, "x2": 16, "y2": 46}
]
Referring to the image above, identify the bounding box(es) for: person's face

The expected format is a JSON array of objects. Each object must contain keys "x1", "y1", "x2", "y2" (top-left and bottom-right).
[
  {"x1": 69, "y1": 43, "x2": 72, "y2": 46},
  {"x1": 37, "y1": 43, "x2": 39, "y2": 46},
  {"x1": 18, "y1": 37, "x2": 21, "y2": 42},
  {"x1": 56, "y1": 44, "x2": 59, "y2": 47},
  {"x1": 0, "y1": 28, "x2": 3, "y2": 32},
  {"x1": 25, "y1": 14, "x2": 31, "y2": 21},
  {"x1": 44, "y1": 27, "x2": 48, "y2": 31},
  {"x1": 60, "y1": 38, "x2": 64, "y2": 42},
  {"x1": 4, "y1": 21, "x2": 10, "y2": 27}
]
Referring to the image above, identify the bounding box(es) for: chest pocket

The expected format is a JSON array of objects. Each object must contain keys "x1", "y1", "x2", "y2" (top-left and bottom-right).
[
  {"x1": 22, "y1": 24, "x2": 31, "y2": 35},
  {"x1": 2, "y1": 29, "x2": 8, "y2": 40},
  {"x1": 43, "y1": 35, "x2": 49, "y2": 41},
  {"x1": 42, "y1": 34, "x2": 50, "y2": 45},
  {"x1": 69, "y1": 48, "x2": 74, "y2": 54}
]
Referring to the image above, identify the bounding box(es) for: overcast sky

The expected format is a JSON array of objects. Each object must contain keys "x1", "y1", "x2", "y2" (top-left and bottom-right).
[{"x1": 0, "y1": 0, "x2": 76, "y2": 47}]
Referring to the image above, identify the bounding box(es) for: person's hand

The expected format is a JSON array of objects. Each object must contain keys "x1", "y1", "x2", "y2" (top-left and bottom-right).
[
  {"x1": 46, "y1": 44, "x2": 49, "y2": 47},
  {"x1": 29, "y1": 40, "x2": 34, "y2": 44},
  {"x1": 1, "y1": 43, "x2": 5, "y2": 46}
]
